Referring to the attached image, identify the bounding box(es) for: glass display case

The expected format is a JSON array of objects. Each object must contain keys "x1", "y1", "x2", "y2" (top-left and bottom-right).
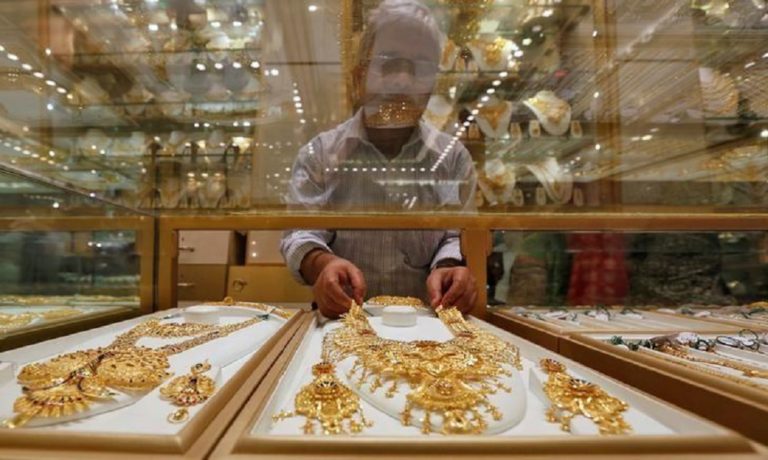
[
  {"x1": 0, "y1": 0, "x2": 767, "y2": 456},
  {"x1": 0, "y1": 165, "x2": 151, "y2": 350}
]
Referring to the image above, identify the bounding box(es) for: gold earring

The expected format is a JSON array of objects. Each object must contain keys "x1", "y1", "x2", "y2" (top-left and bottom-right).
[
  {"x1": 160, "y1": 361, "x2": 216, "y2": 423},
  {"x1": 273, "y1": 362, "x2": 371, "y2": 435}
]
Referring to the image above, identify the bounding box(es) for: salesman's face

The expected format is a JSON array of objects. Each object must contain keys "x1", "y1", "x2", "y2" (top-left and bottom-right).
[{"x1": 359, "y1": 21, "x2": 439, "y2": 128}]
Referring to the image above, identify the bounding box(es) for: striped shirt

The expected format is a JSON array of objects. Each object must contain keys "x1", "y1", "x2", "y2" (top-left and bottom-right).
[{"x1": 280, "y1": 110, "x2": 477, "y2": 301}]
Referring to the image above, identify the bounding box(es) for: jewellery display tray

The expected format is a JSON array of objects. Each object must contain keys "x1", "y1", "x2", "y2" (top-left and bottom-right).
[
  {"x1": 489, "y1": 307, "x2": 742, "y2": 352},
  {"x1": 560, "y1": 331, "x2": 768, "y2": 445},
  {"x1": 208, "y1": 312, "x2": 759, "y2": 460},
  {"x1": 652, "y1": 307, "x2": 768, "y2": 332},
  {"x1": 0, "y1": 304, "x2": 305, "y2": 459}
]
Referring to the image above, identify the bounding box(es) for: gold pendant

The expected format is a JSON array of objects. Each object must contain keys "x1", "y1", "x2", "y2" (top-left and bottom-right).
[
  {"x1": 403, "y1": 377, "x2": 501, "y2": 435},
  {"x1": 273, "y1": 362, "x2": 371, "y2": 435},
  {"x1": 97, "y1": 348, "x2": 171, "y2": 392},
  {"x1": 17, "y1": 350, "x2": 100, "y2": 390}
]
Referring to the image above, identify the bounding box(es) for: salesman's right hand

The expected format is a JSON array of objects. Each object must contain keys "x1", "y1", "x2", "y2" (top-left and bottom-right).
[{"x1": 303, "y1": 251, "x2": 367, "y2": 318}]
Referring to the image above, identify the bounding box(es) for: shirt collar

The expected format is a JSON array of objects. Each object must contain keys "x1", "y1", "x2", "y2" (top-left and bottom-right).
[{"x1": 339, "y1": 109, "x2": 443, "y2": 163}]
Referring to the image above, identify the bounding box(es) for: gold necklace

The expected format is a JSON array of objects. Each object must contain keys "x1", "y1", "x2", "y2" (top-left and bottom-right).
[
  {"x1": 658, "y1": 344, "x2": 768, "y2": 379},
  {"x1": 0, "y1": 313, "x2": 36, "y2": 330},
  {"x1": 539, "y1": 358, "x2": 631, "y2": 435},
  {"x1": 324, "y1": 303, "x2": 521, "y2": 435},
  {"x1": 3, "y1": 316, "x2": 262, "y2": 429},
  {"x1": 470, "y1": 37, "x2": 505, "y2": 67},
  {"x1": 205, "y1": 296, "x2": 293, "y2": 320},
  {"x1": 477, "y1": 102, "x2": 509, "y2": 131},
  {"x1": 640, "y1": 348, "x2": 768, "y2": 391},
  {"x1": 366, "y1": 296, "x2": 425, "y2": 308},
  {"x1": 0, "y1": 308, "x2": 82, "y2": 331},
  {"x1": 527, "y1": 95, "x2": 569, "y2": 124}
]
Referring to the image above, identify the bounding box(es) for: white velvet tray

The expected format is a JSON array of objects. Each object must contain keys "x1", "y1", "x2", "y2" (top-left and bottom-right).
[
  {"x1": 0, "y1": 304, "x2": 288, "y2": 435},
  {"x1": 252, "y1": 313, "x2": 729, "y2": 439},
  {"x1": 499, "y1": 307, "x2": 739, "y2": 333}
]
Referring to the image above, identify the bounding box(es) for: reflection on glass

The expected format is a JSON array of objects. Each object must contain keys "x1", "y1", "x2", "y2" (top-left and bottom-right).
[
  {"x1": 489, "y1": 230, "x2": 768, "y2": 307},
  {"x1": 280, "y1": 1, "x2": 477, "y2": 318},
  {"x1": 0, "y1": 0, "x2": 761, "y2": 211}
]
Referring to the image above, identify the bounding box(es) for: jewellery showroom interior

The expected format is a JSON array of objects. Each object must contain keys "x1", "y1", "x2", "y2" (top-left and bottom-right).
[{"x1": 0, "y1": 0, "x2": 768, "y2": 458}]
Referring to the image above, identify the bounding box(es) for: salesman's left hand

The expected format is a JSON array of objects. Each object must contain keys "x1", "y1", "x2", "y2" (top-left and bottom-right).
[{"x1": 426, "y1": 267, "x2": 477, "y2": 314}]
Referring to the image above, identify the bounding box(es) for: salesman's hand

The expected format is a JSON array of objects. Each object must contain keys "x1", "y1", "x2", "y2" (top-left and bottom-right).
[
  {"x1": 309, "y1": 255, "x2": 367, "y2": 319},
  {"x1": 426, "y1": 267, "x2": 477, "y2": 314}
]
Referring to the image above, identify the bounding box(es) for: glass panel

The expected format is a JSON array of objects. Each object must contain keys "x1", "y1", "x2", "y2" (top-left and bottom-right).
[
  {"x1": 0, "y1": 153, "x2": 144, "y2": 346},
  {"x1": 0, "y1": 229, "x2": 140, "y2": 299},
  {"x1": 0, "y1": 1, "x2": 762, "y2": 214},
  {"x1": 488, "y1": 230, "x2": 768, "y2": 307}
]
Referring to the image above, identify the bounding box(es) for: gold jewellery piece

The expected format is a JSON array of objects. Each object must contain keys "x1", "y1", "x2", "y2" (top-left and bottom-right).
[
  {"x1": 639, "y1": 347, "x2": 768, "y2": 391},
  {"x1": 272, "y1": 362, "x2": 371, "y2": 435},
  {"x1": 3, "y1": 316, "x2": 262, "y2": 429},
  {"x1": 539, "y1": 358, "x2": 631, "y2": 435},
  {"x1": 161, "y1": 361, "x2": 216, "y2": 423},
  {"x1": 365, "y1": 99, "x2": 423, "y2": 128},
  {"x1": 526, "y1": 95, "x2": 570, "y2": 124},
  {"x1": 366, "y1": 296, "x2": 425, "y2": 308},
  {"x1": 205, "y1": 296, "x2": 293, "y2": 319},
  {"x1": 658, "y1": 344, "x2": 768, "y2": 380},
  {"x1": 0, "y1": 308, "x2": 82, "y2": 331},
  {"x1": 318, "y1": 302, "x2": 521, "y2": 435}
]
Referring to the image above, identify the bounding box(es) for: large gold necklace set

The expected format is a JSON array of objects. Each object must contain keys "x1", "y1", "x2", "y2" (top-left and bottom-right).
[
  {"x1": 3, "y1": 317, "x2": 262, "y2": 428},
  {"x1": 275, "y1": 303, "x2": 522, "y2": 435}
]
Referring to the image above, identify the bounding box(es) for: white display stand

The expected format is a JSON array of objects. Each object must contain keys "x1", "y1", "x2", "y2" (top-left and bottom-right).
[
  {"x1": 0, "y1": 305, "x2": 288, "y2": 435},
  {"x1": 255, "y1": 313, "x2": 728, "y2": 439}
]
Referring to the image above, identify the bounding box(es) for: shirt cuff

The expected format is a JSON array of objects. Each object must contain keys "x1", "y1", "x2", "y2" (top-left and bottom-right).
[
  {"x1": 430, "y1": 244, "x2": 464, "y2": 271},
  {"x1": 287, "y1": 242, "x2": 331, "y2": 284}
]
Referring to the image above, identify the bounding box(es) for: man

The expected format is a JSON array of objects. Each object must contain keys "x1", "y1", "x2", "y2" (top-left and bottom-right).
[{"x1": 280, "y1": 0, "x2": 477, "y2": 318}]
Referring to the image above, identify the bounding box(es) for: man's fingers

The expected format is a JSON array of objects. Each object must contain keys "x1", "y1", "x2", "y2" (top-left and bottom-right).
[
  {"x1": 440, "y1": 277, "x2": 463, "y2": 308},
  {"x1": 324, "y1": 278, "x2": 353, "y2": 312},
  {"x1": 346, "y1": 266, "x2": 367, "y2": 305},
  {"x1": 426, "y1": 270, "x2": 447, "y2": 307}
]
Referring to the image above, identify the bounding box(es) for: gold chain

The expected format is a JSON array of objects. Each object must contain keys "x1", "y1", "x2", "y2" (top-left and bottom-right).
[
  {"x1": 639, "y1": 348, "x2": 768, "y2": 391},
  {"x1": 658, "y1": 344, "x2": 768, "y2": 380}
]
